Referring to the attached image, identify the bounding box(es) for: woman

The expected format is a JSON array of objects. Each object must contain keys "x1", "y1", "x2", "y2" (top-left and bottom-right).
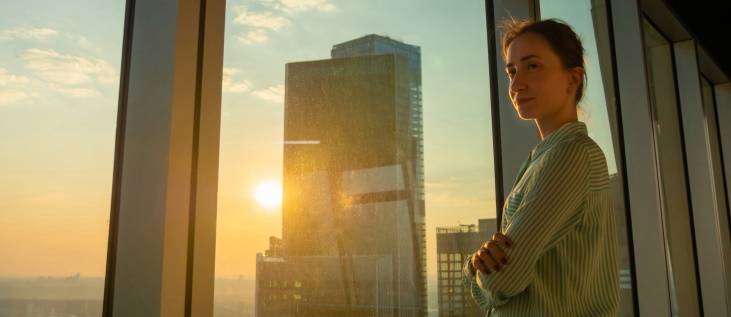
[{"x1": 462, "y1": 19, "x2": 620, "y2": 316}]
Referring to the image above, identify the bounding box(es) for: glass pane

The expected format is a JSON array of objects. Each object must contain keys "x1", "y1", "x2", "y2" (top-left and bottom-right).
[
  {"x1": 214, "y1": 2, "x2": 493, "y2": 317},
  {"x1": 643, "y1": 19, "x2": 700, "y2": 317},
  {"x1": 539, "y1": 0, "x2": 637, "y2": 315},
  {"x1": 0, "y1": 0, "x2": 124, "y2": 316},
  {"x1": 701, "y1": 75, "x2": 731, "y2": 255}
]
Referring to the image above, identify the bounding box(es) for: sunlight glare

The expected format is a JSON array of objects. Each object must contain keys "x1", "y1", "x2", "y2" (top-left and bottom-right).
[{"x1": 254, "y1": 181, "x2": 282, "y2": 209}]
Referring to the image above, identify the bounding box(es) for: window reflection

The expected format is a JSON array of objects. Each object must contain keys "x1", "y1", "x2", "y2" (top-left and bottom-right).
[
  {"x1": 539, "y1": 0, "x2": 637, "y2": 315},
  {"x1": 216, "y1": 1, "x2": 492, "y2": 316}
]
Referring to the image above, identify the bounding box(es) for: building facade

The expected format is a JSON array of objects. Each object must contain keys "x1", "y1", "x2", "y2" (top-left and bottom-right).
[
  {"x1": 256, "y1": 35, "x2": 426, "y2": 316},
  {"x1": 435, "y1": 219, "x2": 496, "y2": 317},
  {"x1": 330, "y1": 34, "x2": 427, "y2": 313}
]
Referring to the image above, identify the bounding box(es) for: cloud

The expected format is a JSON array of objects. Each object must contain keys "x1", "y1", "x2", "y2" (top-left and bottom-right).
[
  {"x1": 251, "y1": 85, "x2": 284, "y2": 104},
  {"x1": 0, "y1": 68, "x2": 31, "y2": 105},
  {"x1": 222, "y1": 68, "x2": 252, "y2": 93},
  {"x1": 0, "y1": 27, "x2": 58, "y2": 41},
  {"x1": 64, "y1": 34, "x2": 90, "y2": 46},
  {"x1": 0, "y1": 27, "x2": 93, "y2": 47},
  {"x1": 237, "y1": 29, "x2": 269, "y2": 44},
  {"x1": 21, "y1": 48, "x2": 116, "y2": 85},
  {"x1": 48, "y1": 84, "x2": 101, "y2": 98},
  {"x1": 233, "y1": 6, "x2": 289, "y2": 30},
  {"x1": 0, "y1": 88, "x2": 30, "y2": 105},
  {"x1": 223, "y1": 67, "x2": 239, "y2": 76},
  {"x1": 262, "y1": 0, "x2": 336, "y2": 13},
  {"x1": 0, "y1": 68, "x2": 30, "y2": 87}
]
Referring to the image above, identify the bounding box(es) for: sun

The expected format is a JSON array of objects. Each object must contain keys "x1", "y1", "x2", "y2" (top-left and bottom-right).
[{"x1": 254, "y1": 181, "x2": 282, "y2": 209}]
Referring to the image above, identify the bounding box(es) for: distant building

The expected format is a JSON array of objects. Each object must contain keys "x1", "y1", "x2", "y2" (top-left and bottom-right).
[
  {"x1": 255, "y1": 35, "x2": 425, "y2": 316},
  {"x1": 256, "y1": 239, "x2": 393, "y2": 317},
  {"x1": 436, "y1": 219, "x2": 496, "y2": 317},
  {"x1": 0, "y1": 307, "x2": 13, "y2": 317},
  {"x1": 609, "y1": 173, "x2": 633, "y2": 317}
]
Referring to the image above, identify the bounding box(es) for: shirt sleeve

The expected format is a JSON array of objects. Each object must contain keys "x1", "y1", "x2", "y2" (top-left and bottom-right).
[{"x1": 463, "y1": 140, "x2": 591, "y2": 311}]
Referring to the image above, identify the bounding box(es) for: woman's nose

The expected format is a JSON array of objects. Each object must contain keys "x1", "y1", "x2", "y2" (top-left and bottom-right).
[{"x1": 509, "y1": 73, "x2": 527, "y2": 94}]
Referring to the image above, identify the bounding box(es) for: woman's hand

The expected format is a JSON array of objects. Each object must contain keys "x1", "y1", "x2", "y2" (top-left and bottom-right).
[{"x1": 471, "y1": 232, "x2": 513, "y2": 275}]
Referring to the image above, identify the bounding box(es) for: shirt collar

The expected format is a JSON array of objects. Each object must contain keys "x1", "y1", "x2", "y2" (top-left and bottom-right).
[{"x1": 530, "y1": 121, "x2": 588, "y2": 161}]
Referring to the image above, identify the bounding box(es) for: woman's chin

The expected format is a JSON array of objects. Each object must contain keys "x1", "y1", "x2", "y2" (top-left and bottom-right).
[{"x1": 517, "y1": 110, "x2": 538, "y2": 120}]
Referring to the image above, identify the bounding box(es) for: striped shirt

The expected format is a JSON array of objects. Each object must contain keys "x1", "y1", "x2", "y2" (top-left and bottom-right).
[{"x1": 463, "y1": 121, "x2": 619, "y2": 316}]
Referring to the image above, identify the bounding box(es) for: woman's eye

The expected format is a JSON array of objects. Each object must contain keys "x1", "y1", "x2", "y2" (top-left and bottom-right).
[
  {"x1": 507, "y1": 70, "x2": 515, "y2": 77},
  {"x1": 527, "y1": 63, "x2": 537, "y2": 70}
]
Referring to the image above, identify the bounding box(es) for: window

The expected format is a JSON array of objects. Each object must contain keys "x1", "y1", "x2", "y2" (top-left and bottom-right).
[
  {"x1": 538, "y1": 0, "x2": 638, "y2": 314},
  {"x1": 0, "y1": 0, "x2": 125, "y2": 316},
  {"x1": 213, "y1": 1, "x2": 494, "y2": 316},
  {"x1": 643, "y1": 18, "x2": 701, "y2": 316}
]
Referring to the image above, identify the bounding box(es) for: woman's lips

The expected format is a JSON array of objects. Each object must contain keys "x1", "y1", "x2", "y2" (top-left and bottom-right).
[{"x1": 516, "y1": 98, "x2": 534, "y2": 106}]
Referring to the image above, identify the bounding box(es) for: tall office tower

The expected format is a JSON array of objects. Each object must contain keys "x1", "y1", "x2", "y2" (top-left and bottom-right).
[
  {"x1": 259, "y1": 34, "x2": 425, "y2": 316},
  {"x1": 331, "y1": 34, "x2": 427, "y2": 314},
  {"x1": 435, "y1": 219, "x2": 496, "y2": 317}
]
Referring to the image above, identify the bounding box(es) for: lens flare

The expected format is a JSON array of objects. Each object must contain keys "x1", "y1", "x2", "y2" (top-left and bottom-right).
[{"x1": 254, "y1": 181, "x2": 282, "y2": 209}]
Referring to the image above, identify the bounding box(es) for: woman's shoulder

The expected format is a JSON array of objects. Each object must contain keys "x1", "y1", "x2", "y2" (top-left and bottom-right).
[
  {"x1": 544, "y1": 135, "x2": 598, "y2": 158},
  {"x1": 539, "y1": 135, "x2": 606, "y2": 168},
  {"x1": 544, "y1": 135, "x2": 608, "y2": 172}
]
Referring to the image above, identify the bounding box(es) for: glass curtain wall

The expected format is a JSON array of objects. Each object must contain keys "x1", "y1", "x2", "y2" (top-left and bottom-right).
[
  {"x1": 538, "y1": 0, "x2": 637, "y2": 315},
  {"x1": 642, "y1": 19, "x2": 702, "y2": 317},
  {"x1": 0, "y1": 1, "x2": 125, "y2": 316},
  {"x1": 213, "y1": 1, "x2": 494, "y2": 317}
]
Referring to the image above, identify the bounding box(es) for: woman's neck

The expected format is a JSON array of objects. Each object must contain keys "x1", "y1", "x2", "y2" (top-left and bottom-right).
[{"x1": 535, "y1": 113, "x2": 578, "y2": 140}]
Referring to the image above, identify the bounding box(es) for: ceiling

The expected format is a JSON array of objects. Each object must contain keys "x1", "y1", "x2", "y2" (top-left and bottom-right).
[{"x1": 663, "y1": 0, "x2": 731, "y2": 80}]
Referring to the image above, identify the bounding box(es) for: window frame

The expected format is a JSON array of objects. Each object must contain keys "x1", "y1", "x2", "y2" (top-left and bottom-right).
[{"x1": 102, "y1": 0, "x2": 225, "y2": 315}]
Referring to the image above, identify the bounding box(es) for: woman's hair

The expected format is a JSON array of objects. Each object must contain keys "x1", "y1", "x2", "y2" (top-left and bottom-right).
[{"x1": 499, "y1": 18, "x2": 587, "y2": 107}]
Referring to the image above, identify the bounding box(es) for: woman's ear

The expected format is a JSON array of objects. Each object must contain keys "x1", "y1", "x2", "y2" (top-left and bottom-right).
[{"x1": 567, "y1": 67, "x2": 584, "y2": 91}]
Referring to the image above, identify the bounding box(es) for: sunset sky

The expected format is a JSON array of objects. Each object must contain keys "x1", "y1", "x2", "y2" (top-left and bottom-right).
[{"x1": 0, "y1": 0, "x2": 616, "y2": 283}]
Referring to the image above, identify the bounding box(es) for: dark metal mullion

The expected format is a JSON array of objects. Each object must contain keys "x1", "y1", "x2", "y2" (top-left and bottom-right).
[
  {"x1": 529, "y1": 0, "x2": 540, "y2": 21},
  {"x1": 102, "y1": 0, "x2": 135, "y2": 315},
  {"x1": 605, "y1": 0, "x2": 641, "y2": 315},
  {"x1": 185, "y1": 0, "x2": 208, "y2": 315},
  {"x1": 485, "y1": 0, "x2": 504, "y2": 232}
]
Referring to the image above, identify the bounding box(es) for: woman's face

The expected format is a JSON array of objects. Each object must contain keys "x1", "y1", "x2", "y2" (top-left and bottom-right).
[{"x1": 505, "y1": 32, "x2": 581, "y2": 121}]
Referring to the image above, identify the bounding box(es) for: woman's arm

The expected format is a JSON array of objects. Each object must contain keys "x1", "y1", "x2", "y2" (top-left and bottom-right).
[{"x1": 463, "y1": 140, "x2": 591, "y2": 310}]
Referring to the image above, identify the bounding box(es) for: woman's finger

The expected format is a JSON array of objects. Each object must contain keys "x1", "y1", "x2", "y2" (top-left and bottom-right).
[
  {"x1": 482, "y1": 240, "x2": 509, "y2": 266},
  {"x1": 492, "y1": 232, "x2": 513, "y2": 248},
  {"x1": 477, "y1": 247, "x2": 502, "y2": 273},
  {"x1": 472, "y1": 253, "x2": 492, "y2": 275}
]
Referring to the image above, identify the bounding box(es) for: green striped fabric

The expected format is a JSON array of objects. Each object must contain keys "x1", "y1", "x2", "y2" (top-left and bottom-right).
[{"x1": 463, "y1": 121, "x2": 619, "y2": 316}]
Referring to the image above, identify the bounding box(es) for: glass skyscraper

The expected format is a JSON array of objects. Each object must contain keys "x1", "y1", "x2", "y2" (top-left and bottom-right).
[
  {"x1": 332, "y1": 35, "x2": 427, "y2": 313},
  {"x1": 255, "y1": 35, "x2": 426, "y2": 316}
]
